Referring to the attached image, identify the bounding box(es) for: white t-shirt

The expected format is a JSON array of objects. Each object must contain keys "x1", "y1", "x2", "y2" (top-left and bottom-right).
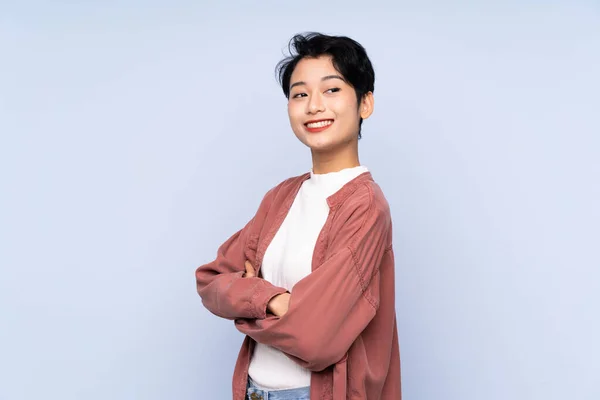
[{"x1": 248, "y1": 165, "x2": 370, "y2": 390}]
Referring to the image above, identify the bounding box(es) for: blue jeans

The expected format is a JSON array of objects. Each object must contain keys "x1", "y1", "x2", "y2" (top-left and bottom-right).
[{"x1": 246, "y1": 377, "x2": 310, "y2": 400}]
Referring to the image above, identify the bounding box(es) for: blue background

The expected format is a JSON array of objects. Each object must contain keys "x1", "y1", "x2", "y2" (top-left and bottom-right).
[{"x1": 1, "y1": 2, "x2": 598, "y2": 399}]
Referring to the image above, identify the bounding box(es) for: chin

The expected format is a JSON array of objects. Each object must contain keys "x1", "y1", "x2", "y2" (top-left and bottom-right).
[
  {"x1": 294, "y1": 125, "x2": 351, "y2": 151},
  {"x1": 305, "y1": 138, "x2": 342, "y2": 153},
  {"x1": 308, "y1": 133, "x2": 356, "y2": 150}
]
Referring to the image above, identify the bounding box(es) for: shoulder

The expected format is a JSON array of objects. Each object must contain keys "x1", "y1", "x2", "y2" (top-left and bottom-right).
[
  {"x1": 273, "y1": 172, "x2": 310, "y2": 195},
  {"x1": 342, "y1": 180, "x2": 391, "y2": 222},
  {"x1": 327, "y1": 178, "x2": 393, "y2": 252},
  {"x1": 257, "y1": 172, "x2": 309, "y2": 211},
  {"x1": 331, "y1": 178, "x2": 392, "y2": 245}
]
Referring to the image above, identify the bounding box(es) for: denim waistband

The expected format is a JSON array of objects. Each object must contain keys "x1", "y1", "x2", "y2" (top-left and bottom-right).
[{"x1": 246, "y1": 377, "x2": 310, "y2": 400}]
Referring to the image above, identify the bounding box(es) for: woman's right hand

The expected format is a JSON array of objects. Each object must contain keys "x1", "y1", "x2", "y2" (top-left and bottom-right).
[
  {"x1": 267, "y1": 293, "x2": 291, "y2": 317},
  {"x1": 244, "y1": 260, "x2": 290, "y2": 317}
]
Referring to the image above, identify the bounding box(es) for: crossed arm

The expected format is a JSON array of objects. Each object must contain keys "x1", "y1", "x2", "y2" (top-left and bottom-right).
[
  {"x1": 196, "y1": 185, "x2": 391, "y2": 370},
  {"x1": 195, "y1": 187, "x2": 289, "y2": 321}
]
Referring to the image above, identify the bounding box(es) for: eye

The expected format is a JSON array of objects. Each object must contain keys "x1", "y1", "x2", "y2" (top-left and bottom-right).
[
  {"x1": 292, "y1": 92, "x2": 307, "y2": 99},
  {"x1": 325, "y1": 87, "x2": 341, "y2": 94}
]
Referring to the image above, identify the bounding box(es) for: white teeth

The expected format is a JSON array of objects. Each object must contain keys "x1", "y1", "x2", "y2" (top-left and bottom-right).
[{"x1": 306, "y1": 120, "x2": 333, "y2": 128}]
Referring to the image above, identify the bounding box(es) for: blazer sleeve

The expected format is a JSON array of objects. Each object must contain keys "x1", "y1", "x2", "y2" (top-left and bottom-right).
[
  {"x1": 234, "y1": 184, "x2": 392, "y2": 371},
  {"x1": 195, "y1": 187, "x2": 289, "y2": 320}
]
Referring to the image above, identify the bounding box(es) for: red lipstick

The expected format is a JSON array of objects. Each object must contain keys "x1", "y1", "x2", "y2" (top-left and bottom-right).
[{"x1": 304, "y1": 119, "x2": 334, "y2": 133}]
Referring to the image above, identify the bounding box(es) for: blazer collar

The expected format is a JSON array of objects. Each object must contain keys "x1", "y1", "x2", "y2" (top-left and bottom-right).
[{"x1": 296, "y1": 170, "x2": 374, "y2": 208}]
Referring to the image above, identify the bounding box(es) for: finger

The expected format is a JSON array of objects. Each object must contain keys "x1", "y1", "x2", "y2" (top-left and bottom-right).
[{"x1": 244, "y1": 260, "x2": 255, "y2": 277}]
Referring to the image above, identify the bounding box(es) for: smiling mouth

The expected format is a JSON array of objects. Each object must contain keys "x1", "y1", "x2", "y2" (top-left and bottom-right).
[{"x1": 305, "y1": 119, "x2": 334, "y2": 132}]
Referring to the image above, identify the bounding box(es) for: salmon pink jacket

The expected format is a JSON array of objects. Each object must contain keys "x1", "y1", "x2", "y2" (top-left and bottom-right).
[{"x1": 195, "y1": 171, "x2": 401, "y2": 399}]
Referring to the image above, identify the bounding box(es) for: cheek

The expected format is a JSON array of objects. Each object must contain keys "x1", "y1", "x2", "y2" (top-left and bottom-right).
[
  {"x1": 287, "y1": 103, "x2": 302, "y2": 124},
  {"x1": 333, "y1": 106, "x2": 358, "y2": 126},
  {"x1": 330, "y1": 96, "x2": 357, "y2": 118}
]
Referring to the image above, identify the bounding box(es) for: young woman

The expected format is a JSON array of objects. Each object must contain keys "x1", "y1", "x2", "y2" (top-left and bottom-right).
[{"x1": 196, "y1": 32, "x2": 401, "y2": 400}]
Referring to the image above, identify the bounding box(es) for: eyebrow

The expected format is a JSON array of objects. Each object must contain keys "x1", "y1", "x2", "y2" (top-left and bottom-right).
[{"x1": 289, "y1": 75, "x2": 345, "y2": 91}]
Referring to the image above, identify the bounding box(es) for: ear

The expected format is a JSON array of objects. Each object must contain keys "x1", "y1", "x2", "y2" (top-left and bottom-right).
[{"x1": 360, "y1": 91, "x2": 374, "y2": 119}]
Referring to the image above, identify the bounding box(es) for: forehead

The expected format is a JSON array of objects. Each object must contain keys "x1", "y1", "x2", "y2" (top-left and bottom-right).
[{"x1": 290, "y1": 55, "x2": 344, "y2": 83}]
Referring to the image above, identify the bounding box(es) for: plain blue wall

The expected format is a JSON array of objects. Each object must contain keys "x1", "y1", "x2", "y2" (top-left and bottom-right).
[{"x1": 1, "y1": 2, "x2": 598, "y2": 399}]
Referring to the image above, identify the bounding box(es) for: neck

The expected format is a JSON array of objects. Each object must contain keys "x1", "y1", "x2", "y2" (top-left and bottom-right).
[{"x1": 310, "y1": 139, "x2": 360, "y2": 174}]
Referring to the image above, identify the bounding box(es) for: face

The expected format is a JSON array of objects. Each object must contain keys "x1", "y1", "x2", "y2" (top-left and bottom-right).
[{"x1": 287, "y1": 56, "x2": 373, "y2": 153}]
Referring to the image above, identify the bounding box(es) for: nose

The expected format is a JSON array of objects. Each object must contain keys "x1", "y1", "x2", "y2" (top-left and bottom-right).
[{"x1": 306, "y1": 93, "x2": 325, "y2": 114}]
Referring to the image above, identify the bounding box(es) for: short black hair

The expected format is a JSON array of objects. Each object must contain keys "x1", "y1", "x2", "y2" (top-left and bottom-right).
[{"x1": 276, "y1": 32, "x2": 375, "y2": 139}]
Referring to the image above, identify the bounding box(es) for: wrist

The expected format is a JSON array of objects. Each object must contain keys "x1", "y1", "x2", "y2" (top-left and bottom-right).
[
  {"x1": 267, "y1": 292, "x2": 290, "y2": 317},
  {"x1": 264, "y1": 290, "x2": 288, "y2": 317}
]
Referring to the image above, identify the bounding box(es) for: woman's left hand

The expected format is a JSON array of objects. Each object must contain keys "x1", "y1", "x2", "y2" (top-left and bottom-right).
[{"x1": 243, "y1": 260, "x2": 256, "y2": 278}]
